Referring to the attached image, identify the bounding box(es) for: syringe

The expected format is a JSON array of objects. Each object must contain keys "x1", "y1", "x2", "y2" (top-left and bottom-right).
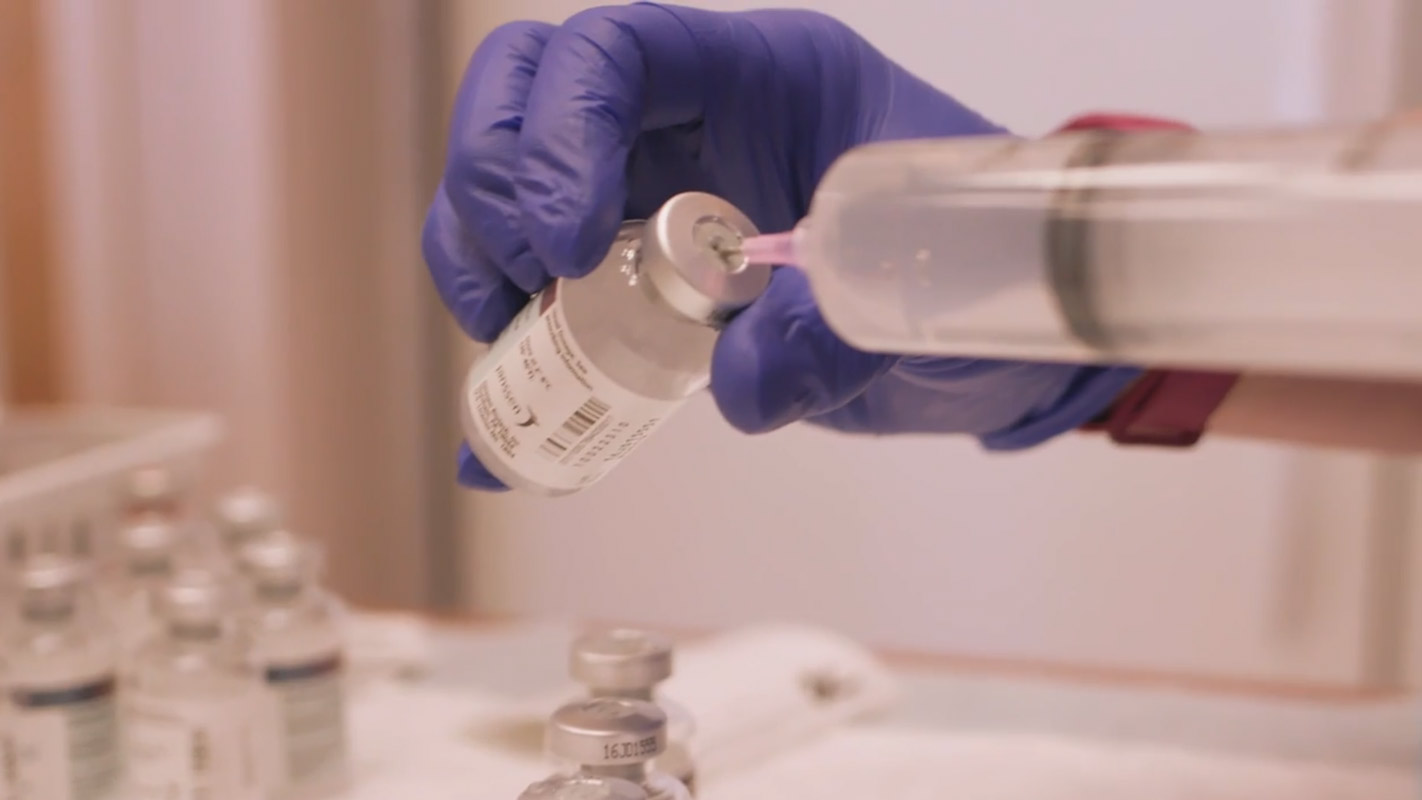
[{"x1": 738, "y1": 113, "x2": 1422, "y2": 380}]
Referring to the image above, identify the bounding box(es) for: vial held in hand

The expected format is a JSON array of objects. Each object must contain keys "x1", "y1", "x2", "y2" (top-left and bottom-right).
[{"x1": 460, "y1": 192, "x2": 771, "y2": 495}]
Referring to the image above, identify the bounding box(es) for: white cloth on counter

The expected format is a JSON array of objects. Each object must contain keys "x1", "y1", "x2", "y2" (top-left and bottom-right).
[{"x1": 335, "y1": 621, "x2": 1416, "y2": 800}]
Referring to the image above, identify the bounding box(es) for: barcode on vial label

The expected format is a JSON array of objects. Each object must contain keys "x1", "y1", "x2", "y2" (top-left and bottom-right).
[{"x1": 540, "y1": 397, "x2": 611, "y2": 460}]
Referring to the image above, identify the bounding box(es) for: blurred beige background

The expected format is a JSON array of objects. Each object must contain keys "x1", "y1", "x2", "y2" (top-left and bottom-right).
[{"x1": 3, "y1": 0, "x2": 1421, "y2": 693}]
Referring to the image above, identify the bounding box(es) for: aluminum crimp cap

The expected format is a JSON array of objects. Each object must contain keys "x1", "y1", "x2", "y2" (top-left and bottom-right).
[
  {"x1": 639, "y1": 192, "x2": 770, "y2": 326},
  {"x1": 238, "y1": 529, "x2": 311, "y2": 586},
  {"x1": 547, "y1": 697, "x2": 667, "y2": 767},
  {"x1": 19, "y1": 553, "x2": 87, "y2": 592},
  {"x1": 124, "y1": 466, "x2": 179, "y2": 509},
  {"x1": 519, "y1": 775, "x2": 648, "y2": 800},
  {"x1": 214, "y1": 486, "x2": 281, "y2": 540},
  {"x1": 120, "y1": 517, "x2": 177, "y2": 557},
  {"x1": 158, "y1": 569, "x2": 228, "y2": 626},
  {"x1": 571, "y1": 629, "x2": 673, "y2": 691}
]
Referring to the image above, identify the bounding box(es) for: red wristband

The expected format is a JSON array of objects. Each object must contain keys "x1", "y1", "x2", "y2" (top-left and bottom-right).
[
  {"x1": 1055, "y1": 112, "x2": 1240, "y2": 447},
  {"x1": 1081, "y1": 369, "x2": 1240, "y2": 446}
]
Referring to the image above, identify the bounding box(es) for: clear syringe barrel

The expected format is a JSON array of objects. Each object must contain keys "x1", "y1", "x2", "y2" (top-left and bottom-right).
[{"x1": 794, "y1": 115, "x2": 1422, "y2": 378}]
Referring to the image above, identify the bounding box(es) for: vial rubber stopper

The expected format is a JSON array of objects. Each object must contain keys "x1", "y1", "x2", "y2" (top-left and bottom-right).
[
  {"x1": 639, "y1": 192, "x2": 771, "y2": 325},
  {"x1": 547, "y1": 697, "x2": 668, "y2": 767}
]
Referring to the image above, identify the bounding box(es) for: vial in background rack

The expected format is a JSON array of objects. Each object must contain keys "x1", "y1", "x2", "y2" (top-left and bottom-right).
[
  {"x1": 124, "y1": 569, "x2": 263, "y2": 800},
  {"x1": 120, "y1": 467, "x2": 183, "y2": 521},
  {"x1": 103, "y1": 517, "x2": 181, "y2": 664},
  {"x1": 546, "y1": 697, "x2": 690, "y2": 800},
  {"x1": 461, "y1": 192, "x2": 771, "y2": 495},
  {"x1": 570, "y1": 630, "x2": 696, "y2": 794},
  {"x1": 1, "y1": 555, "x2": 121, "y2": 800},
  {"x1": 237, "y1": 531, "x2": 350, "y2": 799},
  {"x1": 211, "y1": 488, "x2": 281, "y2": 559}
]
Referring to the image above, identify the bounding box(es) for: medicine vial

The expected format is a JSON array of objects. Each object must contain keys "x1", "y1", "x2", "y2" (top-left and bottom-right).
[
  {"x1": 1, "y1": 555, "x2": 121, "y2": 800},
  {"x1": 211, "y1": 488, "x2": 281, "y2": 558},
  {"x1": 124, "y1": 570, "x2": 263, "y2": 800},
  {"x1": 237, "y1": 532, "x2": 349, "y2": 798},
  {"x1": 546, "y1": 697, "x2": 690, "y2": 800},
  {"x1": 570, "y1": 630, "x2": 696, "y2": 795},
  {"x1": 461, "y1": 192, "x2": 771, "y2": 495},
  {"x1": 519, "y1": 774, "x2": 648, "y2": 800},
  {"x1": 105, "y1": 518, "x2": 180, "y2": 662}
]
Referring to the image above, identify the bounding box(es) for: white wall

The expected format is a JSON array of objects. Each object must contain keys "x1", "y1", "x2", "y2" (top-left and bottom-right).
[{"x1": 451, "y1": 0, "x2": 1412, "y2": 686}]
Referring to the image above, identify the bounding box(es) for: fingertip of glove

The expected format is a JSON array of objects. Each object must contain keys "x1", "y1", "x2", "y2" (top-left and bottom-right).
[
  {"x1": 421, "y1": 190, "x2": 529, "y2": 344},
  {"x1": 457, "y1": 442, "x2": 511, "y2": 491},
  {"x1": 516, "y1": 163, "x2": 627, "y2": 279},
  {"x1": 711, "y1": 269, "x2": 894, "y2": 434}
]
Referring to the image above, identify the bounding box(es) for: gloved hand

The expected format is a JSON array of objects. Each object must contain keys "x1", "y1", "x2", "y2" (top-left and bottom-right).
[{"x1": 422, "y1": 2, "x2": 1141, "y2": 489}]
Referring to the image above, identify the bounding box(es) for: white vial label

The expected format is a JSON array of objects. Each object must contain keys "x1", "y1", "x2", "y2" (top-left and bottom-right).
[
  {"x1": 464, "y1": 281, "x2": 681, "y2": 492},
  {"x1": 7, "y1": 679, "x2": 120, "y2": 800},
  {"x1": 126, "y1": 695, "x2": 260, "y2": 800},
  {"x1": 266, "y1": 654, "x2": 348, "y2": 787}
]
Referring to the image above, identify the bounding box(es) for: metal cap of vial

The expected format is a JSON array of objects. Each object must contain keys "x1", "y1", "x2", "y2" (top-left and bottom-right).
[
  {"x1": 120, "y1": 518, "x2": 177, "y2": 565},
  {"x1": 18, "y1": 554, "x2": 87, "y2": 617},
  {"x1": 19, "y1": 553, "x2": 86, "y2": 592},
  {"x1": 214, "y1": 487, "x2": 281, "y2": 545},
  {"x1": 571, "y1": 629, "x2": 673, "y2": 692},
  {"x1": 519, "y1": 775, "x2": 648, "y2": 800},
  {"x1": 547, "y1": 698, "x2": 668, "y2": 767},
  {"x1": 238, "y1": 530, "x2": 311, "y2": 587},
  {"x1": 157, "y1": 570, "x2": 227, "y2": 627},
  {"x1": 639, "y1": 192, "x2": 771, "y2": 326},
  {"x1": 123, "y1": 466, "x2": 179, "y2": 513}
]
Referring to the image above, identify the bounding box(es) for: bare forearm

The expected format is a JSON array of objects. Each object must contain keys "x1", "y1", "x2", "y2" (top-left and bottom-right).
[{"x1": 1208, "y1": 374, "x2": 1422, "y2": 454}]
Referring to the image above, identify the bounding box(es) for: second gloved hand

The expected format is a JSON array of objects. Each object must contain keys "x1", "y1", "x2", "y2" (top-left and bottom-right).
[{"x1": 422, "y1": 3, "x2": 1140, "y2": 489}]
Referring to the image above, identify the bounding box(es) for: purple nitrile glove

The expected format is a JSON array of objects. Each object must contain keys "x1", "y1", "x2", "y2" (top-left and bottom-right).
[{"x1": 422, "y1": 3, "x2": 1140, "y2": 490}]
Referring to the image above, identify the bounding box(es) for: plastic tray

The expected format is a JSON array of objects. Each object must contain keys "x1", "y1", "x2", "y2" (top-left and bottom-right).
[{"x1": 0, "y1": 405, "x2": 222, "y2": 573}]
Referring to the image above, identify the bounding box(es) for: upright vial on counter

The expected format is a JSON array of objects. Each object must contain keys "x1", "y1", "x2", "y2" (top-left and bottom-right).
[
  {"x1": 237, "y1": 532, "x2": 349, "y2": 798},
  {"x1": 1, "y1": 555, "x2": 121, "y2": 800},
  {"x1": 212, "y1": 488, "x2": 281, "y2": 558},
  {"x1": 519, "y1": 774, "x2": 648, "y2": 800},
  {"x1": 570, "y1": 630, "x2": 696, "y2": 794},
  {"x1": 461, "y1": 192, "x2": 771, "y2": 495},
  {"x1": 124, "y1": 570, "x2": 263, "y2": 800},
  {"x1": 546, "y1": 697, "x2": 690, "y2": 800}
]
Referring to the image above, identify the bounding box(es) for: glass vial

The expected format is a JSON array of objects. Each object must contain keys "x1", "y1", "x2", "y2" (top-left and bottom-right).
[
  {"x1": 104, "y1": 518, "x2": 180, "y2": 664},
  {"x1": 570, "y1": 630, "x2": 696, "y2": 794},
  {"x1": 460, "y1": 192, "x2": 771, "y2": 495},
  {"x1": 124, "y1": 570, "x2": 263, "y2": 800},
  {"x1": 546, "y1": 698, "x2": 690, "y2": 800},
  {"x1": 237, "y1": 532, "x2": 350, "y2": 799},
  {"x1": 0, "y1": 555, "x2": 121, "y2": 800}
]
